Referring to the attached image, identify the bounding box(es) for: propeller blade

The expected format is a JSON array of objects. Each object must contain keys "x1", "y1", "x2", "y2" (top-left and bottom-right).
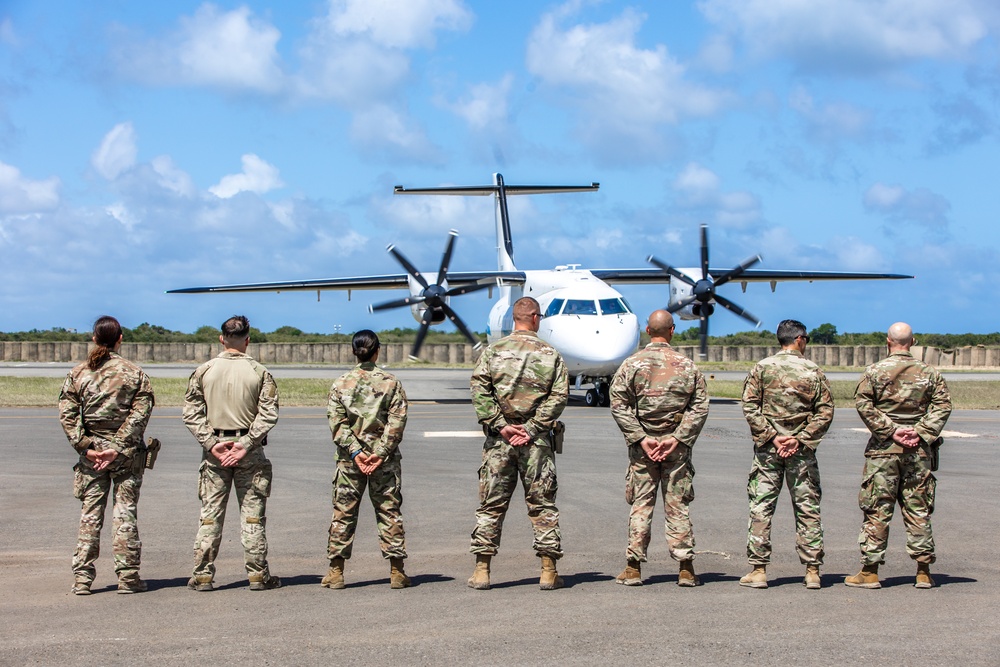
[
  {"x1": 370, "y1": 294, "x2": 425, "y2": 313},
  {"x1": 436, "y1": 229, "x2": 459, "y2": 286},
  {"x1": 440, "y1": 302, "x2": 482, "y2": 349},
  {"x1": 714, "y1": 294, "x2": 760, "y2": 326},
  {"x1": 699, "y1": 225, "x2": 710, "y2": 280},
  {"x1": 387, "y1": 245, "x2": 429, "y2": 290},
  {"x1": 699, "y1": 315, "x2": 709, "y2": 359},
  {"x1": 445, "y1": 281, "x2": 493, "y2": 298},
  {"x1": 667, "y1": 294, "x2": 699, "y2": 313},
  {"x1": 713, "y1": 255, "x2": 762, "y2": 288},
  {"x1": 409, "y1": 308, "x2": 435, "y2": 360},
  {"x1": 648, "y1": 256, "x2": 696, "y2": 286}
]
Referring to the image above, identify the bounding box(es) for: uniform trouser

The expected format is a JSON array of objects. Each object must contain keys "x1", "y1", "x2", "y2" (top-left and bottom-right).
[
  {"x1": 625, "y1": 443, "x2": 695, "y2": 563},
  {"x1": 747, "y1": 446, "x2": 824, "y2": 566},
  {"x1": 72, "y1": 463, "x2": 142, "y2": 584},
  {"x1": 328, "y1": 457, "x2": 406, "y2": 561},
  {"x1": 192, "y1": 449, "x2": 273, "y2": 581},
  {"x1": 857, "y1": 453, "x2": 936, "y2": 565},
  {"x1": 470, "y1": 437, "x2": 562, "y2": 559}
]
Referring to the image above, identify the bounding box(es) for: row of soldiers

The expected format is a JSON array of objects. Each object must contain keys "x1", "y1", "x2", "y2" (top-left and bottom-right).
[{"x1": 58, "y1": 301, "x2": 951, "y2": 594}]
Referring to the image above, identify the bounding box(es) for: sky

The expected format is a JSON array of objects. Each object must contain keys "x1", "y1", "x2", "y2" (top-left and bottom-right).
[{"x1": 1, "y1": 0, "x2": 998, "y2": 337}]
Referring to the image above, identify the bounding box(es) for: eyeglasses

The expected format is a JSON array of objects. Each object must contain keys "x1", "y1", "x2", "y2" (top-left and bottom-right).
[{"x1": 797, "y1": 335, "x2": 810, "y2": 344}]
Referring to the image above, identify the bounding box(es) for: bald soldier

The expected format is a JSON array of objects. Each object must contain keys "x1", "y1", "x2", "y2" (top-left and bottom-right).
[
  {"x1": 468, "y1": 296, "x2": 569, "y2": 591},
  {"x1": 846, "y1": 322, "x2": 951, "y2": 589},
  {"x1": 609, "y1": 310, "x2": 709, "y2": 587}
]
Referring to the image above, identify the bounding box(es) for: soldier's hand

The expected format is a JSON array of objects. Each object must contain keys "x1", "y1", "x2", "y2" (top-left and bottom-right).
[
  {"x1": 892, "y1": 428, "x2": 921, "y2": 448},
  {"x1": 501, "y1": 424, "x2": 531, "y2": 447},
  {"x1": 658, "y1": 437, "x2": 679, "y2": 460},
  {"x1": 773, "y1": 435, "x2": 799, "y2": 458},
  {"x1": 211, "y1": 441, "x2": 233, "y2": 463},
  {"x1": 220, "y1": 442, "x2": 247, "y2": 467},
  {"x1": 640, "y1": 437, "x2": 663, "y2": 461},
  {"x1": 87, "y1": 448, "x2": 118, "y2": 471},
  {"x1": 362, "y1": 455, "x2": 384, "y2": 474},
  {"x1": 353, "y1": 452, "x2": 370, "y2": 471}
]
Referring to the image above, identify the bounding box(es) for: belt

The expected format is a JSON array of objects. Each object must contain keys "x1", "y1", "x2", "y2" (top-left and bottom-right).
[{"x1": 214, "y1": 429, "x2": 248, "y2": 438}]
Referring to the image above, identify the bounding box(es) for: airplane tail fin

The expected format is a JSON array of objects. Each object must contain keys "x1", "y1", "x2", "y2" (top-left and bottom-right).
[{"x1": 393, "y1": 174, "x2": 599, "y2": 272}]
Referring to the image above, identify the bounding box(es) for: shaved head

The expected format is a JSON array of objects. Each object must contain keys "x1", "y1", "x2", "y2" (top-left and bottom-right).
[
  {"x1": 513, "y1": 297, "x2": 541, "y2": 332},
  {"x1": 647, "y1": 310, "x2": 675, "y2": 338},
  {"x1": 887, "y1": 322, "x2": 914, "y2": 349}
]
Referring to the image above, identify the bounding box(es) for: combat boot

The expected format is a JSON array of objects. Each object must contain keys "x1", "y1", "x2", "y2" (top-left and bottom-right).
[
  {"x1": 915, "y1": 562, "x2": 935, "y2": 589},
  {"x1": 321, "y1": 557, "x2": 346, "y2": 589},
  {"x1": 71, "y1": 581, "x2": 92, "y2": 596},
  {"x1": 844, "y1": 563, "x2": 880, "y2": 589},
  {"x1": 467, "y1": 555, "x2": 491, "y2": 590},
  {"x1": 739, "y1": 565, "x2": 768, "y2": 589},
  {"x1": 804, "y1": 565, "x2": 821, "y2": 590},
  {"x1": 187, "y1": 575, "x2": 214, "y2": 592},
  {"x1": 117, "y1": 578, "x2": 148, "y2": 595},
  {"x1": 249, "y1": 573, "x2": 281, "y2": 591},
  {"x1": 678, "y1": 560, "x2": 699, "y2": 587},
  {"x1": 390, "y1": 557, "x2": 411, "y2": 589},
  {"x1": 615, "y1": 559, "x2": 642, "y2": 586},
  {"x1": 539, "y1": 555, "x2": 564, "y2": 590}
]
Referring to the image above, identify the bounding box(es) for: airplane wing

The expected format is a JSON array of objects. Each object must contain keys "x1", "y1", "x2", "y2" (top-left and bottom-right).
[
  {"x1": 394, "y1": 184, "x2": 599, "y2": 196},
  {"x1": 166, "y1": 271, "x2": 527, "y2": 294},
  {"x1": 589, "y1": 268, "x2": 913, "y2": 285}
]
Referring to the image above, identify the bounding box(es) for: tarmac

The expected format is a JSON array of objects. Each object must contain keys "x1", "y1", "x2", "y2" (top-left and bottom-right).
[{"x1": 2, "y1": 368, "x2": 999, "y2": 665}]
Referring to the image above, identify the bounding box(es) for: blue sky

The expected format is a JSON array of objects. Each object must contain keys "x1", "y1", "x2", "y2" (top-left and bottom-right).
[{"x1": 1, "y1": 0, "x2": 998, "y2": 337}]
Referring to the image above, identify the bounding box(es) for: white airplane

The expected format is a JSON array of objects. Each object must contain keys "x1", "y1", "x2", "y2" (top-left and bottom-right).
[{"x1": 170, "y1": 173, "x2": 911, "y2": 407}]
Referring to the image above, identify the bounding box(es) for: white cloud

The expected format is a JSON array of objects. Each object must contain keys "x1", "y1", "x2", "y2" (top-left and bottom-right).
[
  {"x1": 672, "y1": 163, "x2": 761, "y2": 227},
  {"x1": 699, "y1": 0, "x2": 993, "y2": 73},
  {"x1": 150, "y1": 156, "x2": 196, "y2": 197},
  {"x1": 863, "y1": 182, "x2": 950, "y2": 228},
  {"x1": 526, "y1": 5, "x2": 730, "y2": 162},
  {"x1": 294, "y1": 37, "x2": 410, "y2": 106},
  {"x1": 789, "y1": 88, "x2": 873, "y2": 142},
  {"x1": 349, "y1": 105, "x2": 442, "y2": 163},
  {"x1": 1, "y1": 17, "x2": 18, "y2": 47},
  {"x1": 325, "y1": 0, "x2": 473, "y2": 49},
  {"x1": 0, "y1": 161, "x2": 60, "y2": 214},
  {"x1": 112, "y1": 4, "x2": 284, "y2": 93},
  {"x1": 209, "y1": 154, "x2": 284, "y2": 199},
  {"x1": 92, "y1": 122, "x2": 138, "y2": 181},
  {"x1": 446, "y1": 74, "x2": 514, "y2": 131}
]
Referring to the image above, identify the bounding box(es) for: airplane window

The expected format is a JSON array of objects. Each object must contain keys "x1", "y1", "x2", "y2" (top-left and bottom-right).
[
  {"x1": 563, "y1": 299, "x2": 598, "y2": 315},
  {"x1": 620, "y1": 297, "x2": 634, "y2": 313},
  {"x1": 544, "y1": 299, "x2": 565, "y2": 318},
  {"x1": 599, "y1": 298, "x2": 628, "y2": 315}
]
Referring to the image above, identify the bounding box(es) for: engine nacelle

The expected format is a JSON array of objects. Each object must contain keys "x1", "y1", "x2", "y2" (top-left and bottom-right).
[
  {"x1": 668, "y1": 272, "x2": 708, "y2": 321},
  {"x1": 407, "y1": 274, "x2": 448, "y2": 325}
]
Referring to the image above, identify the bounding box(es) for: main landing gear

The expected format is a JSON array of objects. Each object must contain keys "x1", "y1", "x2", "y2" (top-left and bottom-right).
[{"x1": 585, "y1": 383, "x2": 610, "y2": 408}]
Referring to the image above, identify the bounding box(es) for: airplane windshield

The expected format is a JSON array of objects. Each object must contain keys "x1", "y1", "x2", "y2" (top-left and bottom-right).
[
  {"x1": 544, "y1": 298, "x2": 565, "y2": 318},
  {"x1": 599, "y1": 298, "x2": 630, "y2": 315},
  {"x1": 563, "y1": 299, "x2": 598, "y2": 315}
]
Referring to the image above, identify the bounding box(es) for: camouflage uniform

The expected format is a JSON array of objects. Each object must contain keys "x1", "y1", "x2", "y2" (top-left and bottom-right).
[
  {"x1": 327, "y1": 362, "x2": 408, "y2": 560},
  {"x1": 610, "y1": 342, "x2": 709, "y2": 564},
  {"x1": 854, "y1": 351, "x2": 951, "y2": 565},
  {"x1": 183, "y1": 351, "x2": 279, "y2": 584},
  {"x1": 742, "y1": 350, "x2": 834, "y2": 566},
  {"x1": 58, "y1": 353, "x2": 154, "y2": 588},
  {"x1": 470, "y1": 330, "x2": 568, "y2": 558}
]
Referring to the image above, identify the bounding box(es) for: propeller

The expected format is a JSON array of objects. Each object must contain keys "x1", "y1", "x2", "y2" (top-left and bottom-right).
[
  {"x1": 647, "y1": 224, "x2": 762, "y2": 358},
  {"x1": 369, "y1": 229, "x2": 489, "y2": 360}
]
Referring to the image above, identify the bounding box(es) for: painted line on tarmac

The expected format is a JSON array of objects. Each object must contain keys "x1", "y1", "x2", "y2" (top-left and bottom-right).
[
  {"x1": 424, "y1": 431, "x2": 484, "y2": 438},
  {"x1": 847, "y1": 427, "x2": 979, "y2": 438}
]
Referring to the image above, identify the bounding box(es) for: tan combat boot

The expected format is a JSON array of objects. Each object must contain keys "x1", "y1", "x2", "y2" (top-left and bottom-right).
[
  {"x1": 739, "y1": 565, "x2": 768, "y2": 589},
  {"x1": 187, "y1": 575, "x2": 214, "y2": 592},
  {"x1": 804, "y1": 564, "x2": 821, "y2": 590},
  {"x1": 678, "y1": 560, "x2": 699, "y2": 587},
  {"x1": 390, "y1": 557, "x2": 411, "y2": 589},
  {"x1": 615, "y1": 559, "x2": 642, "y2": 586},
  {"x1": 117, "y1": 578, "x2": 148, "y2": 595},
  {"x1": 321, "y1": 557, "x2": 346, "y2": 589},
  {"x1": 467, "y1": 555, "x2": 491, "y2": 590},
  {"x1": 915, "y1": 562, "x2": 935, "y2": 589},
  {"x1": 249, "y1": 573, "x2": 281, "y2": 591},
  {"x1": 845, "y1": 563, "x2": 880, "y2": 589},
  {"x1": 539, "y1": 555, "x2": 564, "y2": 590}
]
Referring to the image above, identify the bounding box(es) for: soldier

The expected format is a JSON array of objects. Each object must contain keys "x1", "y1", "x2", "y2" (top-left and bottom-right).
[
  {"x1": 59, "y1": 315, "x2": 154, "y2": 595},
  {"x1": 322, "y1": 330, "x2": 410, "y2": 590},
  {"x1": 740, "y1": 319, "x2": 833, "y2": 590},
  {"x1": 182, "y1": 315, "x2": 281, "y2": 592},
  {"x1": 468, "y1": 296, "x2": 569, "y2": 590},
  {"x1": 845, "y1": 322, "x2": 951, "y2": 589},
  {"x1": 609, "y1": 310, "x2": 709, "y2": 587}
]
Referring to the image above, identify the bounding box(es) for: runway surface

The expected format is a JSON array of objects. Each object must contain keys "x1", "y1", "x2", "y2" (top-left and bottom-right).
[{"x1": 2, "y1": 370, "x2": 998, "y2": 665}]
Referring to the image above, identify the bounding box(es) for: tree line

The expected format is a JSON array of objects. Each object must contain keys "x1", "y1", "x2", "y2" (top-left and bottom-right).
[{"x1": 3, "y1": 323, "x2": 998, "y2": 349}]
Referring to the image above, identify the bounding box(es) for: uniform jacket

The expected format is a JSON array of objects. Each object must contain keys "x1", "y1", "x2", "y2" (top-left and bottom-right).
[{"x1": 328, "y1": 362, "x2": 408, "y2": 462}]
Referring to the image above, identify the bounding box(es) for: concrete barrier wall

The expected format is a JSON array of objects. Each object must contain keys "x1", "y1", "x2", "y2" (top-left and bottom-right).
[{"x1": 2, "y1": 341, "x2": 999, "y2": 368}]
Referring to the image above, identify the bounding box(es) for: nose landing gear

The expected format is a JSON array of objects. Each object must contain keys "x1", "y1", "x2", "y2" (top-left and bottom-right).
[{"x1": 585, "y1": 383, "x2": 610, "y2": 408}]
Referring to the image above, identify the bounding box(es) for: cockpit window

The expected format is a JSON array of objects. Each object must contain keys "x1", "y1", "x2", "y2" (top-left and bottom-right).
[
  {"x1": 563, "y1": 299, "x2": 598, "y2": 315},
  {"x1": 544, "y1": 298, "x2": 565, "y2": 318},
  {"x1": 599, "y1": 298, "x2": 629, "y2": 315}
]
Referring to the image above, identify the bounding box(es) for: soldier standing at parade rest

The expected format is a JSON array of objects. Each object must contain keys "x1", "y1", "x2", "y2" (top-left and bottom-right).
[
  {"x1": 609, "y1": 310, "x2": 709, "y2": 587},
  {"x1": 322, "y1": 330, "x2": 411, "y2": 590},
  {"x1": 182, "y1": 315, "x2": 281, "y2": 592},
  {"x1": 740, "y1": 319, "x2": 833, "y2": 590},
  {"x1": 845, "y1": 322, "x2": 951, "y2": 589},
  {"x1": 468, "y1": 296, "x2": 569, "y2": 590},
  {"x1": 59, "y1": 316, "x2": 155, "y2": 595}
]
